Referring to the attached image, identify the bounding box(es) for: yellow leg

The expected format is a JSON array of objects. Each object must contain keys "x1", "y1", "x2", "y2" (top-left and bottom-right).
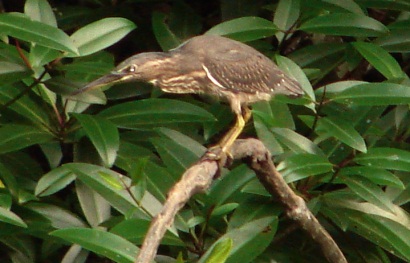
[{"x1": 219, "y1": 106, "x2": 252, "y2": 153}]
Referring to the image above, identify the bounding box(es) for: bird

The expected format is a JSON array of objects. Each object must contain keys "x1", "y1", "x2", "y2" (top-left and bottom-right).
[{"x1": 74, "y1": 35, "x2": 304, "y2": 155}]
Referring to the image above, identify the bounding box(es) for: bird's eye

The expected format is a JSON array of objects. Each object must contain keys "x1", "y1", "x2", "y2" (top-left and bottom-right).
[{"x1": 128, "y1": 65, "x2": 137, "y2": 73}]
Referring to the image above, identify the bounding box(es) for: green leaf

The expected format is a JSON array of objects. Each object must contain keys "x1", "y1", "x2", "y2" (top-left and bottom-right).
[
  {"x1": 253, "y1": 116, "x2": 283, "y2": 155},
  {"x1": 288, "y1": 42, "x2": 346, "y2": 68},
  {"x1": 315, "y1": 0, "x2": 365, "y2": 14},
  {"x1": 74, "y1": 114, "x2": 119, "y2": 167},
  {"x1": 0, "y1": 84, "x2": 51, "y2": 127},
  {"x1": 66, "y1": 163, "x2": 163, "y2": 221},
  {"x1": 152, "y1": 12, "x2": 181, "y2": 51},
  {"x1": 322, "y1": 204, "x2": 410, "y2": 261},
  {"x1": 29, "y1": 45, "x2": 61, "y2": 68},
  {"x1": 299, "y1": 13, "x2": 389, "y2": 37},
  {"x1": 64, "y1": 163, "x2": 143, "y2": 216},
  {"x1": 24, "y1": 0, "x2": 57, "y2": 27},
  {"x1": 111, "y1": 218, "x2": 184, "y2": 246},
  {"x1": 98, "y1": 98, "x2": 215, "y2": 130},
  {"x1": 356, "y1": 0, "x2": 410, "y2": 11},
  {"x1": 252, "y1": 100, "x2": 295, "y2": 129},
  {"x1": 339, "y1": 166, "x2": 404, "y2": 189},
  {"x1": 167, "y1": 1, "x2": 202, "y2": 39},
  {"x1": 51, "y1": 228, "x2": 139, "y2": 263},
  {"x1": 340, "y1": 175, "x2": 394, "y2": 212},
  {"x1": 70, "y1": 17, "x2": 136, "y2": 57},
  {"x1": 152, "y1": 128, "x2": 206, "y2": 176},
  {"x1": 352, "y1": 42, "x2": 404, "y2": 80},
  {"x1": 0, "y1": 125, "x2": 54, "y2": 154},
  {"x1": 318, "y1": 116, "x2": 367, "y2": 153},
  {"x1": 35, "y1": 166, "x2": 76, "y2": 196},
  {"x1": 0, "y1": 61, "x2": 32, "y2": 85},
  {"x1": 274, "y1": 0, "x2": 300, "y2": 41},
  {"x1": 375, "y1": 29, "x2": 410, "y2": 52},
  {"x1": 228, "y1": 199, "x2": 281, "y2": 230},
  {"x1": 211, "y1": 203, "x2": 239, "y2": 218},
  {"x1": 205, "y1": 165, "x2": 255, "y2": 209},
  {"x1": 199, "y1": 217, "x2": 277, "y2": 263},
  {"x1": 26, "y1": 202, "x2": 86, "y2": 228},
  {"x1": 271, "y1": 128, "x2": 324, "y2": 156},
  {"x1": 203, "y1": 238, "x2": 233, "y2": 263},
  {"x1": 205, "y1": 16, "x2": 278, "y2": 42},
  {"x1": 0, "y1": 13, "x2": 78, "y2": 55},
  {"x1": 315, "y1": 80, "x2": 367, "y2": 95},
  {"x1": 241, "y1": 179, "x2": 270, "y2": 197},
  {"x1": 277, "y1": 153, "x2": 333, "y2": 183},
  {"x1": 46, "y1": 76, "x2": 106, "y2": 105},
  {"x1": 329, "y1": 83, "x2": 410, "y2": 105},
  {"x1": 354, "y1": 148, "x2": 410, "y2": 172},
  {"x1": 0, "y1": 206, "x2": 27, "y2": 228},
  {"x1": 275, "y1": 55, "x2": 315, "y2": 102},
  {"x1": 76, "y1": 180, "x2": 110, "y2": 227}
]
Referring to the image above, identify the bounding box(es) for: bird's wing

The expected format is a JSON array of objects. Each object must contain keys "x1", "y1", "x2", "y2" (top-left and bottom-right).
[{"x1": 202, "y1": 47, "x2": 303, "y2": 97}]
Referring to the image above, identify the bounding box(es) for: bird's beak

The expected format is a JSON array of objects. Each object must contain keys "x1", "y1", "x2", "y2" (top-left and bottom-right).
[{"x1": 72, "y1": 72, "x2": 130, "y2": 95}]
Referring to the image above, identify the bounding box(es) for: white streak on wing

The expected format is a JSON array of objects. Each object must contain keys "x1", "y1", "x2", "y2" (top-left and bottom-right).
[{"x1": 202, "y1": 64, "x2": 226, "y2": 89}]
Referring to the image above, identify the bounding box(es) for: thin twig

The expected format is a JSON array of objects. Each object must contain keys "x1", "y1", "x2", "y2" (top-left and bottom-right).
[{"x1": 1, "y1": 70, "x2": 47, "y2": 110}]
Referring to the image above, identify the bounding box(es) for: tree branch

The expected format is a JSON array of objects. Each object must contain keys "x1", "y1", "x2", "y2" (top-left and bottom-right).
[{"x1": 135, "y1": 138, "x2": 347, "y2": 263}]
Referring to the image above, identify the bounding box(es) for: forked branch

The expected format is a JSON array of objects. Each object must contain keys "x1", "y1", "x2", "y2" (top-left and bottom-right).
[{"x1": 135, "y1": 138, "x2": 347, "y2": 263}]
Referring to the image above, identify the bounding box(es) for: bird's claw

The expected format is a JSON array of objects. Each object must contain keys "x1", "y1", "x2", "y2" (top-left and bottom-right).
[{"x1": 202, "y1": 145, "x2": 234, "y2": 178}]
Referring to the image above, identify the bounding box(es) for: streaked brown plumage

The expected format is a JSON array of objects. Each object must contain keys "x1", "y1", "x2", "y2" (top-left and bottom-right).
[{"x1": 76, "y1": 35, "x2": 304, "y2": 153}]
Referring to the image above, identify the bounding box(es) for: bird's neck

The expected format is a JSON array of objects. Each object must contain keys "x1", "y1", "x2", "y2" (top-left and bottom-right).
[{"x1": 142, "y1": 52, "x2": 181, "y2": 82}]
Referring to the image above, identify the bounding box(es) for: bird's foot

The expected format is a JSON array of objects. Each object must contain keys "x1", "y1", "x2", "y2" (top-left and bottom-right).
[{"x1": 202, "y1": 145, "x2": 234, "y2": 178}]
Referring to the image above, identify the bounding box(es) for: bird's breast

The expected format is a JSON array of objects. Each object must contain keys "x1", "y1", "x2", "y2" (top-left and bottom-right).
[{"x1": 154, "y1": 70, "x2": 208, "y2": 94}]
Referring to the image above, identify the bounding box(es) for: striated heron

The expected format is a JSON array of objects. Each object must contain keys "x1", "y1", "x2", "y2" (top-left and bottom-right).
[{"x1": 74, "y1": 35, "x2": 304, "y2": 154}]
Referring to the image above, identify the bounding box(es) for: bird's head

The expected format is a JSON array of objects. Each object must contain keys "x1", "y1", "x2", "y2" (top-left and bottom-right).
[{"x1": 72, "y1": 52, "x2": 171, "y2": 95}]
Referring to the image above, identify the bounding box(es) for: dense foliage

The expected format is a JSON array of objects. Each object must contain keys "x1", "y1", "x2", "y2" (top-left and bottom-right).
[{"x1": 0, "y1": 0, "x2": 409, "y2": 262}]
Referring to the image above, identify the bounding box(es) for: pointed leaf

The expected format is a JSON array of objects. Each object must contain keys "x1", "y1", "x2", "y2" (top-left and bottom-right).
[
  {"x1": 111, "y1": 218, "x2": 183, "y2": 246},
  {"x1": 76, "y1": 181, "x2": 111, "y2": 227},
  {"x1": 206, "y1": 165, "x2": 255, "y2": 209},
  {"x1": 206, "y1": 16, "x2": 278, "y2": 42},
  {"x1": 152, "y1": 12, "x2": 181, "y2": 51},
  {"x1": 35, "y1": 166, "x2": 76, "y2": 196},
  {"x1": 64, "y1": 163, "x2": 141, "y2": 216},
  {"x1": 0, "y1": 84, "x2": 51, "y2": 127},
  {"x1": 316, "y1": 0, "x2": 364, "y2": 14},
  {"x1": 70, "y1": 17, "x2": 136, "y2": 57},
  {"x1": 198, "y1": 217, "x2": 277, "y2": 263},
  {"x1": 0, "y1": 61, "x2": 31, "y2": 85},
  {"x1": 354, "y1": 147, "x2": 410, "y2": 172},
  {"x1": 318, "y1": 116, "x2": 367, "y2": 152},
  {"x1": 26, "y1": 203, "x2": 86, "y2": 228},
  {"x1": 375, "y1": 29, "x2": 410, "y2": 52},
  {"x1": 203, "y1": 238, "x2": 233, "y2": 263},
  {"x1": 277, "y1": 153, "x2": 333, "y2": 183},
  {"x1": 98, "y1": 98, "x2": 215, "y2": 130},
  {"x1": 74, "y1": 114, "x2": 119, "y2": 167},
  {"x1": 0, "y1": 13, "x2": 78, "y2": 54},
  {"x1": 339, "y1": 166, "x2": 404, "y2": 189},
  {"x1": 0, "y1": 206, "x2": 27, "y2": 228},
  {"x1": 51, "y1": 228, "x2": 138, "y2": 263},
  {"x1": 151, "y1": 128, "x2": 206, "y2": 175},
  {"x1": 322, "y1": 204, "x2": 410, "y2": 262},
  {"x1": 352, "y1": 42, "x2": 404, "y2": 80},
  {"x1": 271, "y1": 127, "x2": 324, "y2": 156},
  {"x1": 340, "y1": 175, "x2": 395, "y2": 212},
  {"x1": 0, "y1": 125, "x2": 54, "y2": 154},
  {"x1": 276, "y1": 55, "x2": 315, "y2": 102},
  {"x1": 274, "y1": 0, "x2": 300, "y2": 41},
  {"x1": 24, "y1": 0, "x2": 57, "y2": 27},
  {"x1": 330, "y1": 83, "x2": 410, "y2": 105},
  {"x1": 299, "y1": 13, "x2": 389, "y2": 37}
]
